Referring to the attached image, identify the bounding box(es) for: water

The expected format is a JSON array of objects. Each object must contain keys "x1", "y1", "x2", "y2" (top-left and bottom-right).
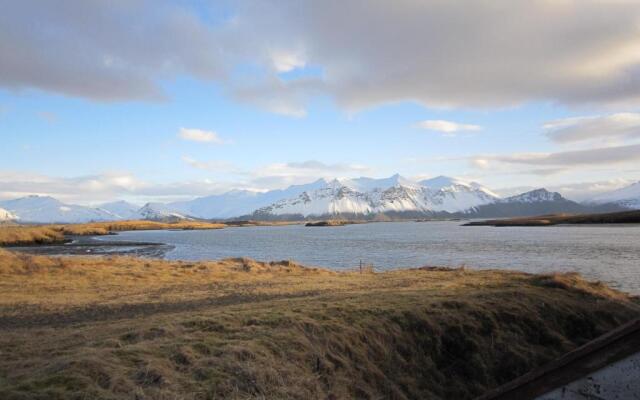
[{"x1": 105, "y1": 221, "x2": 640, "y2": 294}]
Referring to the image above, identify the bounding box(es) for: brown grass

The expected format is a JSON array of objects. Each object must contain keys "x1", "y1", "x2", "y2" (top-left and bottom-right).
[
  {"x1": 0, "y1": 249, "x2": 638, "y2": 399},
  {"x1": 0, "y1": 226, "x2": 66, "y2": 246},
  {"x1": 305, "y1": 220, "x2": 365, "y2": 227},
  {"x1": 0, "y1": 220, "x2": 226, "y2": 246}
]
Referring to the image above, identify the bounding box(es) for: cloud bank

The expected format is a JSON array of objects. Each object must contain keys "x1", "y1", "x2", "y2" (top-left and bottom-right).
[
  {"x1": 545, "y1": 113, "x2": 640, "y2": 144},
  {"x1": 2, "y1": 1, "x2": 640, "y2": 113},
  {"x1": 0, "y1": 160, "x2": 375, "y2": 204}
]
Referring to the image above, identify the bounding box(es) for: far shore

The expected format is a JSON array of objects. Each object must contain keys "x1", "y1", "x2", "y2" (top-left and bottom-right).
[{"x1": 465, "y1": 209, "x2": 640, "y2": 227}]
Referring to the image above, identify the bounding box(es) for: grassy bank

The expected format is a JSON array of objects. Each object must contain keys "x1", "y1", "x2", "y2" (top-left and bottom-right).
[
  {"x1": 0, "y1": 250, "x2": 638, "y2": 399},
  {"x1": 305, "y1": 220, "x2": 364, "y2": 227},
  {"x1": 0, "y1": 220, "x2": 226, "y2": 246},
  {"x1": 465, "y1": 210, "x2": 640, "y2": 227}
]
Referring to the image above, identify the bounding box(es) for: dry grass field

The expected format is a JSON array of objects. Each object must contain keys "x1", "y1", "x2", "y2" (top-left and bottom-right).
[
  {"x1": 0, "y1": 249, "x2": 638, "y2": 399},
  {"x1": 0, "y1": 221, "x2": 226, "y2": 246}
]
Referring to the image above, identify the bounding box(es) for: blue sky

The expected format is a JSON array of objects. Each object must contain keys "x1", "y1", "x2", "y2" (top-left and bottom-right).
[{"x1": 1, "y1": 1, "x2": 640, "y2": 204}]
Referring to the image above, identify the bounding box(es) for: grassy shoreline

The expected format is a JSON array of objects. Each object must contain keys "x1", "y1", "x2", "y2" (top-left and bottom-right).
[
  {"x1": 465, "y1": 209, "x2": 640, "y2": 227},
  {"x1": 0, "y1": 249, "x2": 638, "y2": 399},
  {"x1": 0, "y1": 220, "x2": 226, "y2": 247}
]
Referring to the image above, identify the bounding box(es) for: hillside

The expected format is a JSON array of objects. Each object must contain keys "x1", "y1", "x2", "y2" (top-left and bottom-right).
[{"x1": 0, "y1": 250, "x2": 638, "y2": 399}]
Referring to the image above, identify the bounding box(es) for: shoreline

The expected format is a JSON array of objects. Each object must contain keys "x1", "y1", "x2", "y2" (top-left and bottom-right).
[
  {"x1": 466, "y1": 209, "x2": 640, "y2": 227},
  {"x1": 7, "y1": 234, "x2": 173, "y2": 258}
]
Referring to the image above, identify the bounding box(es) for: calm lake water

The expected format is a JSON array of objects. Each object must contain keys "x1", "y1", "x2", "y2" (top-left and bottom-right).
[{"x1": 106, "y1": 221, "x2": 640, "y2": 294}]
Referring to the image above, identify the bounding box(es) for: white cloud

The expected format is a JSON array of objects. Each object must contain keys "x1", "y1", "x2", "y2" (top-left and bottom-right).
[
  {"x1": 230, "y1": 76, "x2": 321, "y2": 117},
  {"x1": 544, "y1": 112, "x2": 640, "y2": 144},
  {"x1": 416, "y1": 120, "x2": 481, "y2": 135},
  {"x1": 471, "y1": 158, "x2": 490, "y2": 169},
  {"x1": 178, "y1": 128, "x2": 226, "y2": 144},
  {"x1": 270, "y1": 50, "x2": 306, "y2": 73}
]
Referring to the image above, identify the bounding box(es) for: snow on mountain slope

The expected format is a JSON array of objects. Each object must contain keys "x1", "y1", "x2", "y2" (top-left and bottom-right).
[
  {"x1": 97, "y1": 201, "x2": 141, "y2": 220},
  {"x1": 0, "y1": 207, "x2": 16, "y2": 221},
  {"x1": 254, "y1": 175, "x2": 500, "y2": 217},
  {"x1": 137, "y1": 203, "x2": 192, "y2": 221},
  {"x1": 0, "y1": 195, "x2": 114, "y2": 223},
  {"x1": 591, "y1": 182, "x2": 640, "y2": 209},
  {"x1": 419, "y1": 176, "x2": 468, "y2": 190},
  {"x1": 257, "y1": 180, "x2": 375, "y2": 216},
  {"x1": 501, "y1": 188, "x2": 563, "y2": 203},
  {"x1": 420, "y1": 176, "x2": 500, "y2": 197},
  {"x1": 341, "y1": 174, "x2": 421, "y2": 192},
  {"x1": 170, "y1": 179, "x2": 330, "y2": 219}
]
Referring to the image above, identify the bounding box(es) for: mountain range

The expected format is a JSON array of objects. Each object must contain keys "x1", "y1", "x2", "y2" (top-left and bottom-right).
[{"x1": 0, "y1": 175, "x2": 637, "y2": 223}]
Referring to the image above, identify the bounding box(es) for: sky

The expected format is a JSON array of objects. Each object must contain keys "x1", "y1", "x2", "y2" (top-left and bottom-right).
[{"x1": 1, "y1": 0, "x2": 640, "y2": 205}]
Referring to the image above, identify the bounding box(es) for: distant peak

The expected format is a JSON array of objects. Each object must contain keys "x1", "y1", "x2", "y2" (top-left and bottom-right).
[
  {"x1": 420, "y1": 175, "x2": 466, "y2": 189},
  {"x1": 529, "y1": 188, "x2": 551, "y2": 193},
  {"x1": 11, "y1": 194, "x2": 61, "y2": 204},
  {"x1": 340, "y1": 174, "x2": 419, "y2": 191},
  {"x1": 506, "y1": 188, "x2": 564, "y2": 202}
]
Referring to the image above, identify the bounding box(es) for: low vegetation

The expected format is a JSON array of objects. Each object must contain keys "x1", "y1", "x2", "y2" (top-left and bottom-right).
[
  {"x1": 0, "y1": 220, "x2": 226, "y2": 246},
  {"x1": 0, "y1": 226, "x2": 66, "y2": 246},
  {"x1": 0, "y1": 249, "x2": 638, "y2": 399},
  {"x1": 224, "y1": 220, "x2": 301, "y2": 227},
  {"x1": 465, "y1": 210, "x2": 640, "y2": 227},
  {"x1": 305, "y1": 220, "x2": 364, "y2": 227}
]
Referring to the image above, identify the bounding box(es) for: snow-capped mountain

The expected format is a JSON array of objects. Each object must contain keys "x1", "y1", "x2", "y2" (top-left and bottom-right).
[
  {"x1": 590, "y1": 182, "x2": 640, "y2": 209},
  {"x1": 136, "y1": 203, "x2": 192, "y2": 221},
  {"x1": 169, "y1": 179, "x2": 329, "y2": 219},
  {"x1": 1, "y1": 175, "x2": 633, "y2": 223},
  {"x1": 253, "y1": 175, "x2": 499, "y2": 218},
  {"x1": 98, "y1": 201, "x2": 141, "y2": 220},
  {"x1": 0, "y1": 196, "x2": 115, "y2": 223},
  {"x1": 0, "y1": 207, "x2": 16, "y2": 221},
  {"x1": 469, "y1": 188, "x2": 625, "y2": 218},
  {"x1": 501, "y1": 188, "x2": 564, "y2": 203}
]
